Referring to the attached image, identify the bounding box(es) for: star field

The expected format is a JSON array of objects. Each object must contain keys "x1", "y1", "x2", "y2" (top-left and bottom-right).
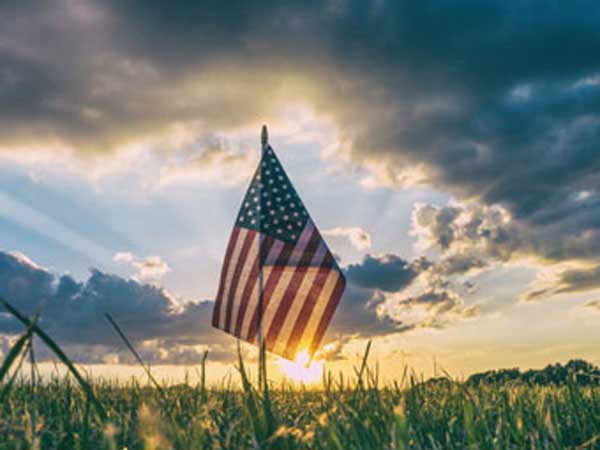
[{"x1": 236, "y1": 146, "x2": 309, "y2": 244}]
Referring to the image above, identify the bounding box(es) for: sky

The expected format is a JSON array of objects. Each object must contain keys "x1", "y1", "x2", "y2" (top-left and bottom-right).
[{"x1": 1, "y1": 0, "x2": 600, "y2": 383}]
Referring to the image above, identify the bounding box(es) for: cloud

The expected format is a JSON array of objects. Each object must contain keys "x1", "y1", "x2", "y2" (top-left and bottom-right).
[
  {"x1": 523, "y1": 264, "x2": 600, "y2": 302},
  {"x1": 328, "y1": 282, "x2": 413, "y2": 339},
  {"x1": 393, "y1": 287, "x2": 480, "y2": 329},
  {"x1": 583, "y1": 299, "x2": 600, "y2": 311},
  {"x1": 345, "y1": 254, "x2": 430, "y2": 292},
  {"x1": 0, "y1": 247, "x2": 483, "y2": 364},
  {"x1": 113, "y1": 252, "x2": 170, "y2": 283},
  {"x1": 158, "y1": 138, "x2": 256, "y2": 188},
  {"x1": 327, "y1": 251, "x2": 478, "y2": 340},
  {"x1": 322, "y1": 227, "x2": 372, "y2": 251},
  {"x1": 0, "y1": 250, "x2": 228, "y2": 364},
  {"x1": 1, "y1": 0, "x2": 599, "y2": 270},
  {"x1": 3, "y1": 0, "x2": 600, "y2": 341}
]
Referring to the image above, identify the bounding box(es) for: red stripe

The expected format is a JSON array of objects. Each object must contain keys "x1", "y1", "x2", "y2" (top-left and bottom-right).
[
  {"x1": 284, "y1": 252, "x2": 334, "y2": 356},
  {"x1": 233, "y1": 236, "x2": 275, "y2": 337},
  {"x1": 308, "y1": 273, "x2": 346, "y2": 356},
  {"x1": 212, "y1": 227, "x2": 241, "y2": 328},
  {"x1": 247, "y1": 242, "x2": 295, "y2": 342},
  {"x1": 265, "y1": 228, "x2": 321, "y2": 349},
  {"x1": 223, "y1": 230, "x2": 256, "y2": 332}
]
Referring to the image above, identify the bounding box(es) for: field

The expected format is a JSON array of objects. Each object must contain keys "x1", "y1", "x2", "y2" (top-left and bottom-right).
[
  {"x1": 2, "y1": 362, "x2": 600, "y2": 449},
  {"x1": 1, "y1": 300, "x2": 600, "y2": 449}
]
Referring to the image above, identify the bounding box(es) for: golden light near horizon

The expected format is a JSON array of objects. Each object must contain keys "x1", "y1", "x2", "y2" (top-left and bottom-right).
[{"x1": 276, "y1": 349, "x2": 323, "y2": 384}]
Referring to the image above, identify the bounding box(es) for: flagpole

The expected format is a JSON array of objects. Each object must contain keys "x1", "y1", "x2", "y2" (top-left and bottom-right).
[{"x1": 258, "y1": 124, "x2": 268, "y2": 390}]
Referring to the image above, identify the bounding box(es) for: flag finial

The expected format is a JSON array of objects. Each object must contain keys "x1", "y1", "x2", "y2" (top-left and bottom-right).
[{"x1": 261, "y1": 125, "x2": 268, "y2": 147}]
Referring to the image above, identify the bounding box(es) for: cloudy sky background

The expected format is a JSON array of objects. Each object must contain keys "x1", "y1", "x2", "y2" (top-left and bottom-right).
[{"x1": 1, "y1": 0, "x2": 600, "y2": 381}]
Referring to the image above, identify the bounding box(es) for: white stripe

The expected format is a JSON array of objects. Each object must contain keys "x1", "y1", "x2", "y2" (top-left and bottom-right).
[
  {"x1": 239, "y1": 239, "x2": 284, "y2": 339},
  {"x1": 286, "y1": 221, "x2": 315, "y2": 266},
  {"x1": 273, "y1": 267, "x2": 326, "y2": 355},
  {"x1": 260, "y1": 226, "x2": 315, "y2": 340},
  {"x1": 272, "y1": 248, "x2": 327, "y2": 356},
  {"x1": 218, "y1": 228, "x2": 248, "y2": 329},
  {"x1": 261, "y1": 266, "x2": 296, "y2": 340},
  {"x1": 228, "y1": 232, "x2": 259, "y2": 333},
  {"x1": 296, "y1": 270, "x2": 341, "y2": 352}
]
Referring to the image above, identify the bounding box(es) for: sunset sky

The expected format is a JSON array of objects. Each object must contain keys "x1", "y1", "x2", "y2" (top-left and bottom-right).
[{"x1": 1, "y1": 0, "x2": 600, "y2": 383}]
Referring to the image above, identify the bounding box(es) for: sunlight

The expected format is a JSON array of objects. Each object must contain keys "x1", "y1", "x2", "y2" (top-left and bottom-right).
[{"x1": 276, "y1": 349, "x2": 323, "y2": 384}]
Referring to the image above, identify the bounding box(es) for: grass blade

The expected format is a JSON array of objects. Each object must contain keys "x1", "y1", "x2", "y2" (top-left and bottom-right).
[
  {"x1": 105, "y1": 312, "x2": 165, "y2": 397},
  {"x1": 0, "y1": 296, "x2": 107, "y2": 421}
]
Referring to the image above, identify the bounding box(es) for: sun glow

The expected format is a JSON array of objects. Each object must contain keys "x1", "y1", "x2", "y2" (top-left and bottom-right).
[{"x1": 276, "y1": 349, "x2": 323, "y2": 384}]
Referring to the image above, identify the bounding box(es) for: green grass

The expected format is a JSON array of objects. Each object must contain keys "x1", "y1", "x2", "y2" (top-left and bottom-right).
[
  {"x1": 1, "y1": 297, "x2": 600, "y2": 449},
  {"x1": 1, "y1": 371, "x2": 600, "y2": 449}
]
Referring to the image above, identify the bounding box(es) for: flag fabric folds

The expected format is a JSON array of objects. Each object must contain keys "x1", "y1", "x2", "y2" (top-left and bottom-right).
[{"x1": 212, "y1": 143, "x2": 345, "y2": 360}]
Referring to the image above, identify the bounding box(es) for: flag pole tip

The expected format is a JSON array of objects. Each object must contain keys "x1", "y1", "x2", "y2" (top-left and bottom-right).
[{"x1": 261, "y1": 125, "x2": 268, "y2": 146}]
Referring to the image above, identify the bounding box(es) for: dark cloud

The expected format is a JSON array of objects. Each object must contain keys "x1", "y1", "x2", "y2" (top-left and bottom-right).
[
  {"x1": 0, "y1": 251, "x2": 228, "y2": 364},
  {"x1": 328, "y1": 282, "x2": 413, "y2": 339},
  {"x1": 2, "y1": 0, "x2": 598, "y2": 269},
  {"x1": 0, "y1": 247, "x2": 484, "y2": 364},
  {"x1": 435, "y1": 253, "x2": 488, "y2": 276},
  {"x1": 524, "y1": 264, "x2": 600, "y2": 301},
  {"x1": 3, "y1": 0, "x2": 600, "y2": 301},
  {"x1": 345, "y1": 254, "x2": 430, "y2": 292},
  {"x1": 327, "y1": 252, "x2": 477, "y2": 340}
]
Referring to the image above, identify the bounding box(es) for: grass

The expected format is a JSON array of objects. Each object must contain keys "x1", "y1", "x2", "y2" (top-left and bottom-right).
[{"x1": 1, "y1": 297, "x2": 600, "y2": 449}]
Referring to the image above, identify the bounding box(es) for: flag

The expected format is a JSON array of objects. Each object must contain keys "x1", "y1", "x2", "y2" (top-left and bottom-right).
[{"x1": 211, "y1": 133, "x2": 345, "y2": 361}]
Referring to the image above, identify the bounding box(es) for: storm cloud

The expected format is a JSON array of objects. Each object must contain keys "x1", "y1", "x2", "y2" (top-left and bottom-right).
[
  {"x1": 2, "y1": 0, "x2": 600, "y2": 272},
  {"x1": 0, "y1": 251, "x2": 228, "y2": 364}
]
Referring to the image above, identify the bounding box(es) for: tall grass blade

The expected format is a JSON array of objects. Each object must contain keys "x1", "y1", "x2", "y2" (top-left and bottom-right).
[
  {"x1": 0, "y1": 296, "x2": 107, "y2": 421},
  {"x1": 105, "y1": 312, "x2": 165, "y2": 397}
]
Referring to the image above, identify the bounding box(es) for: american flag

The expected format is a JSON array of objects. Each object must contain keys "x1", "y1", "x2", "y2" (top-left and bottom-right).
[{"x1": 211, "y1": 135, "x2": 345, "y2": 360}]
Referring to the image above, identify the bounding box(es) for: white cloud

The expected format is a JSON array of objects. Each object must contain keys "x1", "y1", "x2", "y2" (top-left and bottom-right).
[
  {"x1": 113, "y1": 252, "x2": 170, "y2": 283},
  {"x1": 323, "y1": 226, "x2": 372, "y2": 251}
]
